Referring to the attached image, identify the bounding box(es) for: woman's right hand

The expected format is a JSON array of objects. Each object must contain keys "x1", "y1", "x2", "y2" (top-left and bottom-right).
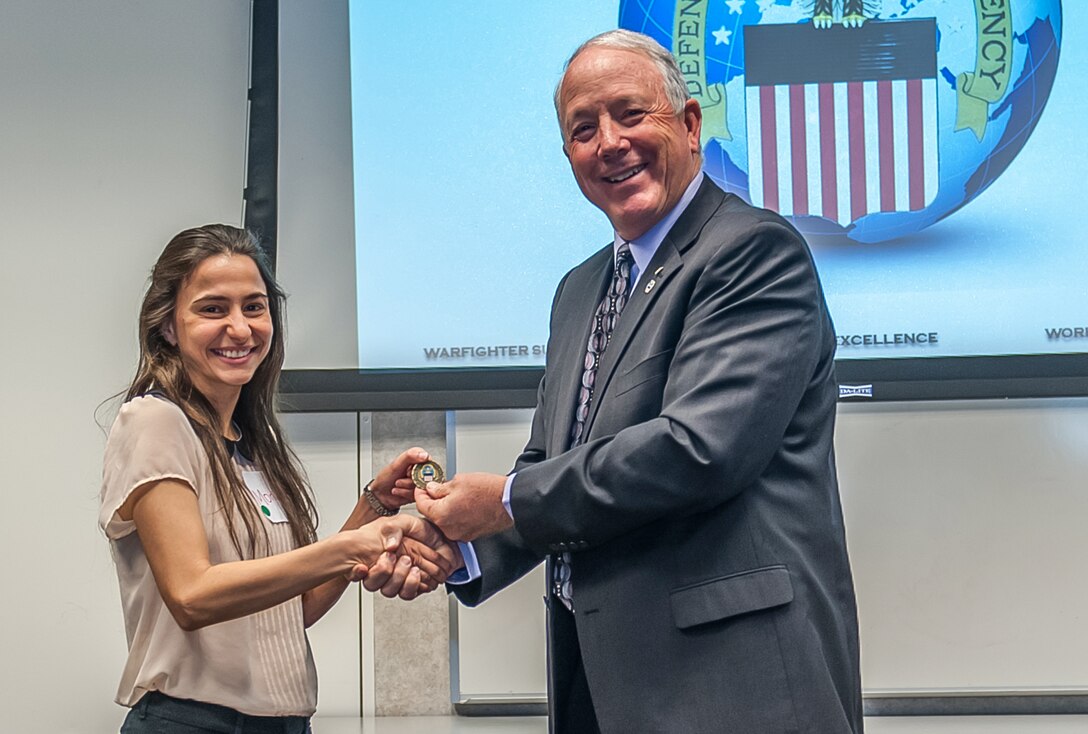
[{"x1": 340, "y1": 515, "x2": 460, "y2": 599}]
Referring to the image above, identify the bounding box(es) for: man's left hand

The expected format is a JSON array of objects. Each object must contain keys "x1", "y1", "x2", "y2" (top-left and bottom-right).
[{"x1": 414, "y1": 472, "x2": 513, "y2": 542}]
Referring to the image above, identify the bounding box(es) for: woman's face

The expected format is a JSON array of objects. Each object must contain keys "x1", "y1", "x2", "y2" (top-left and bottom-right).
[{"x1": 167, "y1": 254, "x2": 272, "y2": 411}]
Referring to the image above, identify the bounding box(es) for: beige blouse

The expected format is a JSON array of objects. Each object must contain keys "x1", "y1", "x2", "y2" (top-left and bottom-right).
[{"x1": 99, "y1": 395, "x2": 317, "y2": 716}]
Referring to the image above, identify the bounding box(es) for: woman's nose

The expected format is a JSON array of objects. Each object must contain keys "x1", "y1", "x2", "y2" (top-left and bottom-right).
[{"x1": 225, "y1": 310, "x2": 251, "y2": 339}]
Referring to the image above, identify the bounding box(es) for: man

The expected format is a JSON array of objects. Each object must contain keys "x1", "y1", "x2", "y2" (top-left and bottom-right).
[{"x1": 415, "y1": 29, "x2": 863, "y2": 733}]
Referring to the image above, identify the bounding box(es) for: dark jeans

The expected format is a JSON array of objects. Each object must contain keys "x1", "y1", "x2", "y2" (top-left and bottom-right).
[{"x1": 120, "y1": 691, "x2": 311, "y2": 734}]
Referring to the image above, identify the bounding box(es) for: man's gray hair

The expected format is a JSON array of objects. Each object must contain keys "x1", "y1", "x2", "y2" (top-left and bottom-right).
[{"x1": 553, "y1": 29, "x2": 692, "y2": 121}]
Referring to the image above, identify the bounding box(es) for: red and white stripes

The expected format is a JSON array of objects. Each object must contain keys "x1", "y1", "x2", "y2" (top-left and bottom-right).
[{"x1": 746, "y1": 78, "x2": 938, "y2": 225}]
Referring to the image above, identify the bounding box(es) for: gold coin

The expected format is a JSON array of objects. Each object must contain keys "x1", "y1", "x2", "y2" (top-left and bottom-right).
[{"x1": 411, "y1": 460, "x2": 445, "y2": 488}]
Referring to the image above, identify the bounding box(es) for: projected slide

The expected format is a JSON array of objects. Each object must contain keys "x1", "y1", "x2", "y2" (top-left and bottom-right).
[{"x1": 349, "y1": 0, "x2": 1075, "y2": 371}]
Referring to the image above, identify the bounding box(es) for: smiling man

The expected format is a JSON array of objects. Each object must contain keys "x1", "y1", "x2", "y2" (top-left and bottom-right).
[
  {"x1": 415, "y1": 29, "x2": 863, "y2": 733},
  {"x1": 558, "y1": 38, "x2": 702, "y2": 242}
]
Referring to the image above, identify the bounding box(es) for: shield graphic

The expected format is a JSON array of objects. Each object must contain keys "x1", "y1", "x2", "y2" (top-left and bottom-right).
[{"x1": 743, "y1": 19, "x2": 939, "y2": 227}]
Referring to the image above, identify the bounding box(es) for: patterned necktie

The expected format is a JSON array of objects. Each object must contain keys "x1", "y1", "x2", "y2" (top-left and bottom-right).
[{"x1": 555, "y1": 243, "x2": 634, "y2": 610}]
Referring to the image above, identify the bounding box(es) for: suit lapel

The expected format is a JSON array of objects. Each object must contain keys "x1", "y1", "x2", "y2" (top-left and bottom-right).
[
  {"x1": 584, "y1": 180, "x2": 728, "y2": 433},
  {"x1": 546, "y1": 247, "x2": 613, "y2": 453}
]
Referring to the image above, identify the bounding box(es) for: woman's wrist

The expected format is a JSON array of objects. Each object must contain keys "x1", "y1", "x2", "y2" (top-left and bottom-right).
[
  {"x1": 362, "y1": 481, "x2": 398, "y2": 517},
  {"x1": 336, "y1": 522, "x2": 389, "y2": 569}
]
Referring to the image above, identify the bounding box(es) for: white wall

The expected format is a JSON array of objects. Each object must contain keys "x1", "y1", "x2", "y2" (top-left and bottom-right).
[
  {"x1": 0, "y1": 2, "x2": 248, "y2": 729},
  {"x1": 451, "y1": 410, "x2": 547, "y2": 700},
  {"x1": 838, "y1": 399, "x2": 1088, "y2": 693}
]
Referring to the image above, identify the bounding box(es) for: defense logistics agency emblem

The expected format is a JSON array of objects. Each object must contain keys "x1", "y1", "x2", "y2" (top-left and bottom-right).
[{"x1": 619, "y1": 0, "x2": 1062, "y2": 243}]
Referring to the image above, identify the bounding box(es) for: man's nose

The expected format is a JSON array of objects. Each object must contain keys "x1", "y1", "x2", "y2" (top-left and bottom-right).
[{"x1": 597, "y1": 118, "x2": 629, "y2": 158}]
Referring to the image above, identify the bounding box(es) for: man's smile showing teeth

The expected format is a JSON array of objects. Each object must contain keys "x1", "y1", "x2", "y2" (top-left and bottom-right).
[
  {"x1": 212, "y1": 347, "x2": 258, "y2": 359},
  {"x1": 605, "y1": 164, "x2": 646, "y2": 183}
]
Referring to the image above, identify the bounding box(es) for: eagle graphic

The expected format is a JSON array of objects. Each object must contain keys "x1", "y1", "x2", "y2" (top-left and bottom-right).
[{"x1": 807, "y1": 0, "x2": 881, "y2": 29}]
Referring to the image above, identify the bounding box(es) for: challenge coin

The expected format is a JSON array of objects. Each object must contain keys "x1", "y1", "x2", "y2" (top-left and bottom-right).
[{"x1": 411, "y1": 460, "x2": 445, "y2": 488}]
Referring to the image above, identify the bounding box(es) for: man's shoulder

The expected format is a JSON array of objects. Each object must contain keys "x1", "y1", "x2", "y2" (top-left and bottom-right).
[
  {"x1": 699, "y1": 187, "x2": 809, "y2": 251},
  {"x1": 702, "y1": 183, "x2": 795, "y2": 231},
  {"x1": 666, "y1": 178, "x2": 790, "y2": 251}
]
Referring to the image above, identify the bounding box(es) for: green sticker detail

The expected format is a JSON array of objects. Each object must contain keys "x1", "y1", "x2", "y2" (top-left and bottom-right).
[{"x1": 261, "y1": 505, "x2": 271, "y2": 517}]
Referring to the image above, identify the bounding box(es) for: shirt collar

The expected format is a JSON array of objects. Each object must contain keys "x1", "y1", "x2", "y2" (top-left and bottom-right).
[
  {"x1": 613, "y1": 171, "x2": 704, "y2": 284},
  {"x1": 222, "y1": 423, "x2": 252, "y2": 462}
]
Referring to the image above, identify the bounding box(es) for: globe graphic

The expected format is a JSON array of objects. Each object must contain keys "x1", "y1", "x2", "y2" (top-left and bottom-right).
[{"x1": 619, "y1": 0, "x2": 1062, "y2": 244}]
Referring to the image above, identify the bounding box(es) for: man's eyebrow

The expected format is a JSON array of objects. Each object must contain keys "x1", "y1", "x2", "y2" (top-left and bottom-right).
[{"x1": 563, "y1": 107, "x2": 592, "y2": 123}]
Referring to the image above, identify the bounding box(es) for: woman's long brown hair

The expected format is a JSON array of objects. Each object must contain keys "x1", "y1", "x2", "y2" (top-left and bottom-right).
[{"x1": 126, "y1": 224, "x2": 317, "y2": 556}]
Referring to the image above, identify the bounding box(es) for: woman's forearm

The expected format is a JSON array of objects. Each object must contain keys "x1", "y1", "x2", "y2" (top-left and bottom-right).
[
  {"x1": 159, "y1": 533, "x2": 377, "y2": 631},
  {"x1": 131, "y1": 479, "x2": 394, "y2": 630}
]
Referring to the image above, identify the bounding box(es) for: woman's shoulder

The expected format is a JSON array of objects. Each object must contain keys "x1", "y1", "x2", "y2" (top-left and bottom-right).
[
  {"x1": 110, "y1": 394, "x2": 196, "y2": 444},
  {"x1": 101, "y1": 395, "x2": 206, "y2": 538},
  {"x1": 117, "y1": 392, "x2": 187, "y2": 422}
]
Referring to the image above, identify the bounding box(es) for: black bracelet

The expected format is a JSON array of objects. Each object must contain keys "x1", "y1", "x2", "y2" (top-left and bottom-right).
[{"x1": 362, "y1": 481, "x2": 398, "y2": 516}]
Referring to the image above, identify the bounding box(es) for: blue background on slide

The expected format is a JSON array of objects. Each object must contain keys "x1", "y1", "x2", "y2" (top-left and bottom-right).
[{"x1": 350, "y1": 1, "x2": 1084, "y2": 369}]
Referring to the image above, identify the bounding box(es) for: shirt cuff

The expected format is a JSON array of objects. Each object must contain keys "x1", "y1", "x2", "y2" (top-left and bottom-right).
[
  {"x1": 447, "y1": 542, "x2": 482, "y2": 584},
  {"x1": 502, "y1": 472, "x2": 515, "y2": 519}
]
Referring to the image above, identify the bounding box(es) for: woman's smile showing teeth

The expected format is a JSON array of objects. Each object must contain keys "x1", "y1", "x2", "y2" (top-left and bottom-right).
[
  {"x1": 605, "y1": 163, "x2": 646, "y2": 184},
  {"x1": 212, "y1": 346, "x2": 258, "y2": 360}
]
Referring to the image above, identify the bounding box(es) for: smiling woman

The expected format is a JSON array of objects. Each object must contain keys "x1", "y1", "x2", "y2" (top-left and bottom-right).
[
  {"x1": 98, "y1": 225, "x2": 462, "y2": 731},
  {"x1": 163, "y1": 252, "x2": 274, "y2": 430}
]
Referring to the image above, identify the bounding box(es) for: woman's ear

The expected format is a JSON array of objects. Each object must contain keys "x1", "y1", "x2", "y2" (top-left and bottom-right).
[{"x1": 161, "y1": 320, "x2": 177, "y2": 346}]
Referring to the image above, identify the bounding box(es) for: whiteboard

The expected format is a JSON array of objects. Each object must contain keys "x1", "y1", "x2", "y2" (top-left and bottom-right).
[{"x1": 451, "y1": 399, "x2": 1088, "y2": 698}]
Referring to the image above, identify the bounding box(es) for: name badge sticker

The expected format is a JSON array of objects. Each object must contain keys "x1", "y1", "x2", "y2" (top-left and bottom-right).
[{"x1": 242, "y1": 470, "x2": 289, "y2": 523}]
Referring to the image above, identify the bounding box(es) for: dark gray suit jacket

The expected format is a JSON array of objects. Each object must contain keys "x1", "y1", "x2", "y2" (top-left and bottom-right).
[{"x1": 453, "y1": 179, "x2": 863, "y2": 733}]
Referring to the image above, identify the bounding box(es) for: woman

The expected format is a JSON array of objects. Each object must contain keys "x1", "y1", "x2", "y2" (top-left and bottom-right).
[{"x1": 99, "y1": 224, "x2": 454, "y2": 732}]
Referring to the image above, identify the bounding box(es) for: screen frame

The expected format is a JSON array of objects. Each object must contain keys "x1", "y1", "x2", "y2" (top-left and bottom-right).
[
  {"x1": 274, "y1": 354, "x2": 1088, "y2": 412},
  {"x1": 255, "y1": 2, "x2": 1088, "y2": 413}
]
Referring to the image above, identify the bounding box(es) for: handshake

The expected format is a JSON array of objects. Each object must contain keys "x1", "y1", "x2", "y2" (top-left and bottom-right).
[{"x1": 335, "y1": 447, "x2": 514, "y2": 600}]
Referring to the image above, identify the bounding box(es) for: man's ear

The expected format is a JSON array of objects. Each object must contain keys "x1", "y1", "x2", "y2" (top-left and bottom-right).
[
  {"x1": 683, "y1": 98, "x2": 703, "y2": 154},
  {"x1": 161, "y1": 320, "x2": 177, "y2": 346}
]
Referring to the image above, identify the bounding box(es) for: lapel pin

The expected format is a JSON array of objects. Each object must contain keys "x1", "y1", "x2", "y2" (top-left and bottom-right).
[{"x1": 644, "y1": 268, "x2": 664, "y2": 294}]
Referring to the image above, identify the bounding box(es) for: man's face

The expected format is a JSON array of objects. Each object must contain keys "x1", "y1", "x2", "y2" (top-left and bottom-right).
[{"x1": 558, "y1": 47, "x2": 702, "y2": 241}]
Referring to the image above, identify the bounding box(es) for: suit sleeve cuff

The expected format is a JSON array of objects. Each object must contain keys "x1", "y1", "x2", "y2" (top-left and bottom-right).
[{"x1": 446, "y1": 542, "x2": 482, "y2": 584}]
